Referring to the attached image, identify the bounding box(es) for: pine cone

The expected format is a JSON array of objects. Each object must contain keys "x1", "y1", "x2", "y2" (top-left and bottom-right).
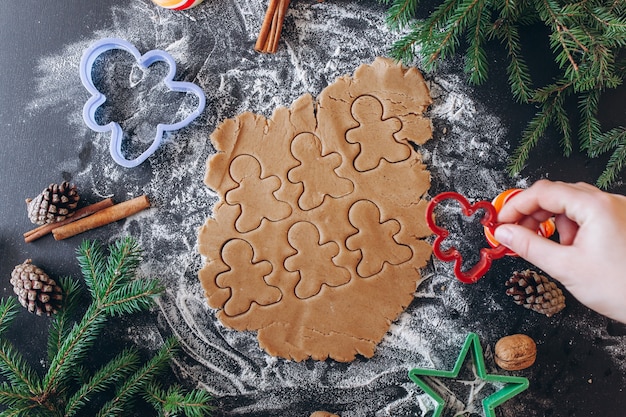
[
  {"x1": 25, "y1": 182, "x2": 79, "y2": 225},
  {"x1": 505, "y1": 269, "x2": 566, "y2": 317},
  {"x1": 10, "y1": 260, "x2": 63, "y2": 316}
]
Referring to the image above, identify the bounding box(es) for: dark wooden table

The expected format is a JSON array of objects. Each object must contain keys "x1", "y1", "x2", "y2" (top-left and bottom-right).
[{"x1": 1, "y1": 0, "x2": 625, "y2": 416}]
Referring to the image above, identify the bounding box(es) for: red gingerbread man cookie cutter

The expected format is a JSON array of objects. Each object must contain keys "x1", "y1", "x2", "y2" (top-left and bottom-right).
[
  {"x1": 425, "y1": 189, "x2": 555, "y2": 284},
  {"x1": 425, "y1": 191, "x2": 508, "y2": 284}
]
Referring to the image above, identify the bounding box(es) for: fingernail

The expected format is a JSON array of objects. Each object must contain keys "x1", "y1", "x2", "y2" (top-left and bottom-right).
[{"x1": 494, "y1": 225, "x2": 512, "y2": 246}]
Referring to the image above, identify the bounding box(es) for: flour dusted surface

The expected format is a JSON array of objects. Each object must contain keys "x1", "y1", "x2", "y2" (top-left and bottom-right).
[{"x1": 26, "y1": 0, "x2": 626, "y2": 415}]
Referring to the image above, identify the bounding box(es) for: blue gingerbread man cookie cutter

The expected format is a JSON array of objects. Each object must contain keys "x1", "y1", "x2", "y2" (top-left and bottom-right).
[{"x1": 79, "y1": 38, "x2": 206, "y2": 168}]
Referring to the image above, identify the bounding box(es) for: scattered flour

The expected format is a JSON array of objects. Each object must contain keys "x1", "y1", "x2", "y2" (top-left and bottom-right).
[{"x1": 26, "y1": 0, "x2": 626, "y2": 415}]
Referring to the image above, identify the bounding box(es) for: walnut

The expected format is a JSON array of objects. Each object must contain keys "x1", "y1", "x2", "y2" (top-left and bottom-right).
[{"x1": 494, "y1": 334, "x2": 537, "y2": 371}]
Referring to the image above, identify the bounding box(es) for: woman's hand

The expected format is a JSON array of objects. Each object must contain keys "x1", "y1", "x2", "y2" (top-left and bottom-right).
[{"x1": 494, "y1": 180, "x2": 626, "y2": 323}]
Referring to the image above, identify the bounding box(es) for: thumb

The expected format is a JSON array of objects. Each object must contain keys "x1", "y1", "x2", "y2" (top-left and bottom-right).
[{"x1": 494, "y1": 224, "x2": 568, "y2": 274}]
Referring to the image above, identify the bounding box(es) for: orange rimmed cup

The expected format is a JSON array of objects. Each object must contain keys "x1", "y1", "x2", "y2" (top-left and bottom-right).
[
  {"x1": 484, "y1": 188, "x2": 556, "y2": 256},
  {"x1": 151, "y1": 0, "x2": 204, "y2": 10}
]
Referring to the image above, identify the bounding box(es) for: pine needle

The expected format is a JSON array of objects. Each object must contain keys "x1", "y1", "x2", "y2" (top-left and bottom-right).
[
  {"x1": 0, "y1": 402, "x2": 41, "y2": 417},
  {"x1": 509, "y1": 113, "x2": 548, "y2": 174},
  {"x1": 0, "y1": 300, "x2": 18, "y2": 338},
  {"x1": 491, "y1": 20, "x2": 534, "y2": 102},
  {"x1": 0, "y1": 237, "x2": 212, "y2": 416},
  {"x1": 384, "y1": 0, "x2": 626, "y2": 188},
  {"x1": 465, "y1": 0, "x2": 490, "y2": 84},
  {"x1": 45, "y1": 238, "x2": 160, "y2": 393},
  {"x1": 77, "y1": 239, "x2": 106, "y2": 300},
  {"x1": 386, "y1": 0, "x2": 420, "y2": 29},
  {"x1": 578, "y1": 88, "x2": 603, "y2": 152},
  {"x1": 0, "y1": 341, "x2": 41, "y2": 395},
  {"x1": 0, "y1": 384, "x2": 36, "y2": 408},
  {"x1": 101, "y1": 237, "x2": 143, "y2": 301},
  {"x1": 101, "y1": 280, "x2": 163, "y2": 317},
  {"x1": 594, "y1": 128, "x2": 626, "y2": 188},
  {"x1": 47, "y1": 276, "x2": 82, "y2": 362},
  {"x1": 144, "y1": 383, "x2": 214, "y2": 417},
  {"x1": 96, "y1": 338, "x2": 178, "y2": 417},
  {"x1": 65, "y1": 348, "x2": 141, "y2": 417},
  {"x1": 598, "y1": 140, "x2": 626, "y2": 189}
]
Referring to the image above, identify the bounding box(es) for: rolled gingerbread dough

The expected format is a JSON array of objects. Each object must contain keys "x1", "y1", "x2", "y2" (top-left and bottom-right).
[{"x1": 198, "y1": 57, "x2": 433, "y2": 362}]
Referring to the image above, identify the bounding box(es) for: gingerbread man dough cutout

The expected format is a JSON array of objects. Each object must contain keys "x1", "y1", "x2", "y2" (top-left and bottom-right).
[
  {"x1": 285, "y1": 221, "x2": 352, "y2": 299},
  {"x1": 346, "y1": 200, "x2": 413, "y2": 278},
  {"x1": 288, "y1": 132, "x2": 354, "y2": 211},
  {"x1": 226, "y1": 154, "x2": 292, "y2": 233},
  {"x1": 216, "y1": 239, "x2": 282, "y2": 316},
  {"x1": 345, "y1": 95, "x2": 411, "y2": 171}
]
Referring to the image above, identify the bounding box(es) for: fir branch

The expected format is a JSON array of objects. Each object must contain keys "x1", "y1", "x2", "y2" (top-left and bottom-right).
[
  {"x1": 425, "y1": 0, "x2": 485, "y2": 69},
  {"x1": 531, "y1": 78, "x2": 574, "y2": 103},
  {"x1": 64, "y1": 348, "x2": 141, "y2": 417},
  {"x1": 600, "y1": 9, "x2": 626, "y2": 39},
  {"x1": 143, "y1": 383, "x2": 213, "y2": 417},
  {"x1": 77, "y1": 240, "x2": 106, "y2": 300},
  {"x1": 597, "y1": 135, "x2": 626, "y2": 189},
  {"x1": 492, "y1": 0, "x2": 519, "y2": 19},
  {"x1": 0, "y1": 238, "x2": 211, "y2": 416},
  {"x1": 534, "y1": 0, "x2": 586, "y2": 72},
  {"x1": 0, "y1": 340, "x2": 41, "y2": 395},
  {"x1": 0, "y1": 387, "x2": 53, "y2": 417},
  {"x1": 100, "y1": 280, "x2": 164, "y2": 318},
  {"x1": 47, "y1": 276, "x2": 83, "y2": 362},
  {"x1": 553, "y1": 98, "x2": 573, "y2": 156},
  {"x1": 491, "y1": 20, "x2": 534, "y2": 102},
  {"x1": 0, "y1": 300, "x2": 18, "y2": 338},
  {"x1": 101, "y1": 237, "x2": 143, "y2": 302},
  {"x1": 397, "y1": 0, "x2": 463, "y2": 67},
  {"x1": 46, "y1": 238, "x2": 159, "y2": 394},
  {"x1": 423, "y1": 0, "x2": 460, "y2": 38},
  {"x1": 72, "y1": 365, "x2": 91, "y2": 386},
  {"x1": 0, "y1": 384, "x2": 35, "y2": 408},
  {"x1": 78, "y1": 238, "x2": 142, "y2": 304},
  {"x1": 589, "y1": 126, "x2": 626, "y2": 156},
  {"x1": 96, "y1": 338, "x2": 178, "y2": 417},
  {"x1": 0, "y1": 403, "x2": 41, "y2": 417},
  {"x1": 578, "y1": 88, "x2": 603, "y2": 152},
  {"x1": 464, "y1": 0, "x2": 490, "y2": 84},
  {"x1": 389, "y1": 24, "x2": 423, "y2": 64},
  {"x1": 389, "y1": 0, "x2": 460, "y2": 65},
  {"x1": 385, "y1": 0, "x2": 626, "y2": 187},
  {"x1": 386, "y1": 0, "x2": 420, "y2": 29},
  {"x1": 43, "y1": 305, "x2": 108, "y2": 394},
  {"x1": 508, "y1": 94, "x2": 560, "y2": 174}
]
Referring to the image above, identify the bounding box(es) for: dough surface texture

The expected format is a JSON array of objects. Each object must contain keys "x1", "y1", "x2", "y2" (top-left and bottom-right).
[{"x1": 198, "y1": 57, "x2": 433, "y2": 362}]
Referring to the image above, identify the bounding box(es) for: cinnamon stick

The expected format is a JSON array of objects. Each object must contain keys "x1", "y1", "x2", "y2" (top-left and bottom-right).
[
  {"x1": 255, "y1": 0, "x2": 291, "y2": 53},
  {"x1": 24, "y1": 198, "x2": 115, "y2": 243},
  {"x1": 52, "y1": 195, "x2": 151, "y2": 241}
]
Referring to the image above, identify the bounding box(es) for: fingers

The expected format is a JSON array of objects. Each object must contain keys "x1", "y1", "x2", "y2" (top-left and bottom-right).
[
  {"x1": 515, "y1": 210, "x2": 552, "y2": 230},
  {"x1": 497, "y1": 180, "x2": 598, "y2": 226},
  {"x1": 494, "y1": 223, "x2": 572, "y2": 278},
  {"x1": 554, "y1": 213, "x2": 578, "y2": 245},
  {"x1": 571, "y1": 181, "x2": 600, "y2": 192}
]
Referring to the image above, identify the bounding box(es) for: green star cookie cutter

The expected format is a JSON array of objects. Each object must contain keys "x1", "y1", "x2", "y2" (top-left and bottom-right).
[{"x1": 408, "y1": 332, "x2": 529, "y2": 417}]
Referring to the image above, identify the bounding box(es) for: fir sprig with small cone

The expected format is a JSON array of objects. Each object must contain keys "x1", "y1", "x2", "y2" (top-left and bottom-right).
[
  {"x1": 384, "y1": 0, "x2": 626, "y2": 188},
  {"x1": 505, "y1": 269, "x2": 566, "y2": 317},
  {"x1": 0, "y1": 237, "x2": 213, "y2": 417},
  {"x1": 26, "y1": 182, "x2": 80, "y2": 225}
]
